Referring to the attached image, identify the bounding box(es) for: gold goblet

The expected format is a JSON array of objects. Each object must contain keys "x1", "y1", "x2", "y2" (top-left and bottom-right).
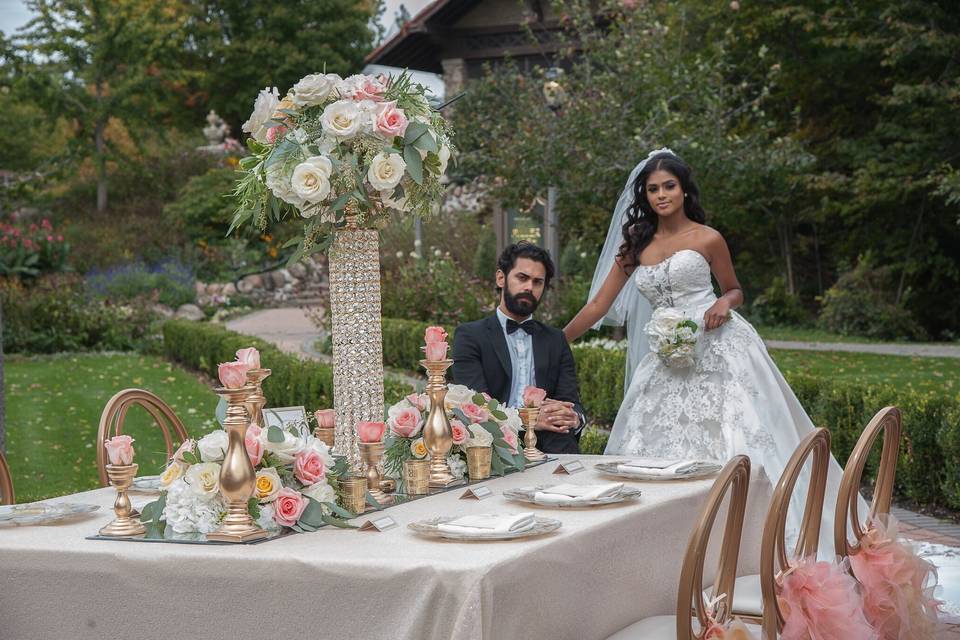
[
  {"x1": 100, "y1": 463, "x2": 146, "y2": 537},
  {"x1": 359, "y1": 441, "x2": 393, "y2": 505},
  {"x1": 420, "y1": 359, "x2": 457, "y2": 487},
  {"x1": 207, "y1": 385, "x2": 268, "y2": 543},
  {"x1": 518, "y1": 406, "x2": 547, "y2": 462}
]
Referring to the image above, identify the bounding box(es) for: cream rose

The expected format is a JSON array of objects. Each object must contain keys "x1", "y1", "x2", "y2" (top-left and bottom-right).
[
  {"x1": 197, "y1": 430, "x2": 228, "y2": 462},
  {"x1": 444, "y1": 384, "x2": 475, "y2": 409},
  {"x1": 159, "y1": 462, "x2": 184, "y2": 489},
  {"x1": 255, "y1": 467, "x2": 283, "y2": 503},
  {"x1": 292, "y1": 73, "x2": 341, "y2": 106},
  {"x1": 410, "y1": 438, "x2": 428, "y2": 459},
  {"x1": 302, "y1": 481, "x2": 336, "y2": 505},
  {"x1": 262, "y1": 428, "x2": 307, "y2": 464},
  {"x1": 242, "y1": 86, "x2": 280, "y2": 143},
  {"x1": 366, "y1": 152, "x2": 406, "y2": 191},
  {"x1": 291, "y1": 156, "x2": 333, "y2": 203},
  {"x1": 185, "y1": 462, "x2": 221, "y2": 497},
  {"x1": 438, "y1": 144, "x2": 451, "y2": 175},
  {"x1": 320, "y1": 100, "x2": 362, "y2": 138}
]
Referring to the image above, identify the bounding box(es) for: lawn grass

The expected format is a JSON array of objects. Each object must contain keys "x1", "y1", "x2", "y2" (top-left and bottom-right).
[
  {"x1": 756, "y1": 325, "x2": 959, "y2": 345},
  {"x1": 5, "y1": 352, "x2": 219, "y2": 502}
]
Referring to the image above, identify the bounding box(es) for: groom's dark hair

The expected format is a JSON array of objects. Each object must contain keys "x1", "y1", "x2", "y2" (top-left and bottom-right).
[{"x1": 496, "y1": 242, "x2": 555, "y2": 294}]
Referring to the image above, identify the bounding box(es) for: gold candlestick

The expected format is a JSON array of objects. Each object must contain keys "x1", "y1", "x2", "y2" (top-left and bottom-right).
[
  {"x1": 244, "y1": 368, "x2": 271, "y2": 429},
  {"x1": 420, "y1": 359, "x2": 456, "y2": 487},
  {"x1": 359, "y1": 441, "x2": 393, "y2": 505},
  {"x1": 518, "y1": 406, "x2": 546, "y2": 462},
  {"x1": 100, "y1": 463, "x2": 146, "y2": 537},
  {"x1": 207, "y1": 385, "x2": 268, "y2": 543},
  {"x1": 314, "y1": 426, "x2": 335, "y2": 448}
]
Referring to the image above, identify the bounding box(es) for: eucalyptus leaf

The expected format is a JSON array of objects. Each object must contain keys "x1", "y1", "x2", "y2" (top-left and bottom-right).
[
  {"x1": 365, "y1": 491, "x2": 383, "y2": 510},
  {"x1": 491, "y1": 410, "x2": 508, "y2": 421},
  {"x1": 324, "y1": 500, "x2": 356, "y2": 520},
  {"x1": 403, "y1": 121, "x2": 429, "y2": 144},
  {"x1": 215, "y1": 396, "x2": 227, "y2": 426},
  {"x1": 321, "y1": 513, "x2": 357, "y2": 529},
  {"x1": 298, "y1": 497, "x2": 326, "y2": 528},
  {"x1": 472, "y1": 393, "x2": 486, "y2": 405},
  {"x1": 267, "y1": 425, "x2": 286, "y2": 443},
  {"x1": 403, "y1": 144, "x2": 424, "y2": 185}
]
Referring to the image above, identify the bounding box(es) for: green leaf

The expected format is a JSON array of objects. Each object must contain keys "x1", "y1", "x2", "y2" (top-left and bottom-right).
[
  {"x1": 365, "y1": 491, "x2": 383, "y2": 510},
  {"x1": 297, "y1": 496, "x2": 326, "y2": 528},
  {"x1": 403, "y1": 121, "x2": 430, "y2": 145},
  {"x1": 140, "y1": 493, "x2": 166, "y2": 539},
  {"x1": 281, "y1": 235, "x2": 304, "y2": 249},
  {"x1": 403, "y1": 144, "x2": 424, "y2": 185},
  {"x1": 321, "y1": 513, "x2": 357, "y2": 529},
  {"x1": 472, "y1": 393, "x2": 486, "y2": 405},
  {"x1": 412, "y1": 131, "x2": 439, "y2": 153},
  {"x1": 324, "y1": 500, "x2": 356, "y2": 520},
  {"x1": 215, "y1": 396, "x2": 227, "y2": 426},
  {"x1": 247, "y1": 497, "x2": 261, "y2": 520},
  {"x1": 267, "y1": 425, "x2": 286, "y2": 443},
  {"x1": 491, "y1": 410, "x2": 508, "y2": 421}
]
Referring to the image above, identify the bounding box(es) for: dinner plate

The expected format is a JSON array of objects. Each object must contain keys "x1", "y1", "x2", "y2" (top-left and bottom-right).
[
  {"x1": 0, "y1": 502, "x2": 101, "y2": 525},
  {"x1": 594, "y1": 460, "x2": 722, "y2": 481},
  {"x1": 408, "y1": 516, "x2": 562, "y2": 541},
  {"x1": 503, "y1": 484, "x2": 642, "y2": 507}
]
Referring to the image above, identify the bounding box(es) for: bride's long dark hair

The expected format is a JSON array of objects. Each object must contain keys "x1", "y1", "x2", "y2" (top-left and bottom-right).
[{"x1": 617, "y1": 152, "x2": 707, "y2": 268}]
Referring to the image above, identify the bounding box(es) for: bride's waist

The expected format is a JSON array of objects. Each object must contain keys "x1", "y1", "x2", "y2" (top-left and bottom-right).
[{"x1": 656, "y1": 292, "x2": 717, "y2": 313}]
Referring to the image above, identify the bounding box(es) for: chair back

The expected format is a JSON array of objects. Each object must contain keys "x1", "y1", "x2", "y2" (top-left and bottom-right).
[
  {"x1": 759, "y1": 427, "x2": 831, "y2": 638},
  {"x1": 676, "y1": 455, "x2": 751, "y2": 640},
  {"x1": 0, "y1": 450, "x2": 14, "y2": 505},
  {"x1": 834, "y1": 406, "x2": 901, "y2": 559},
  {"x1": 96, "y1": 388, "x2": 190, "y2": 486}
]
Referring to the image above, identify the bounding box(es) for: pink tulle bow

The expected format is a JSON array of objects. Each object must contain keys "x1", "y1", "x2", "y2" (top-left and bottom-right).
[
  {"x1": 778, "y1": 555, "x2": 878, "y2": 640},
  {"x1": 849, "y1": 515, "x2": 942, "y2": 640}
]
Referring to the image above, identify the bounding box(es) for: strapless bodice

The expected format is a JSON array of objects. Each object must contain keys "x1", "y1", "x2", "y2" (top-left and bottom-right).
[{"x1": 633, "y1": 248, "x2": 716, "y2": 311}]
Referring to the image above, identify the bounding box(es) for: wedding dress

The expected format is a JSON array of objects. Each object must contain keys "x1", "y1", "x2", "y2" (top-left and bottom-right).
[{"x1": 604, "y1": 248, "x2": 860, "y2": 554}]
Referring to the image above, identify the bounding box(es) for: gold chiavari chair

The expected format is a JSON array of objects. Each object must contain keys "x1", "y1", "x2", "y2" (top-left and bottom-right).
[
  {"x1": 0, "y1": 450, "x2": 14, "y2": 505},
  {"x1": 96, "y1": 388, "x2": 190, "y2": 486},
  {"x1": 606, "y1": 455, "x2": 753, "y2": 640},
  {"x1": 834, "y1": 406, "x2": 901, "y2": 563}
]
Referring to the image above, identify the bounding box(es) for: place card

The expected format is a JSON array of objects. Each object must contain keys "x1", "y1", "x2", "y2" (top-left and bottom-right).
[
  {"x1": 553, "y1": 460, "x2": 585, "y2": 475},
  {"x1": 358, "y1": 515, "x2": 398, "y2": 532},
  {"x1": 460, "y1": 485, "x2": 494, "y2": 500}
]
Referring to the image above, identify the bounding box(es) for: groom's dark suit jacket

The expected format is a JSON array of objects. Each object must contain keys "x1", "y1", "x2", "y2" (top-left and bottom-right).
[{"x1": 451, "y1": 315, "x2": 585, "y2": 454}]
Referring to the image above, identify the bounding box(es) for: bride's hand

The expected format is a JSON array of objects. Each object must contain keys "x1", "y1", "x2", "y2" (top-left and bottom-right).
[{"x1": 703, "y1": 300, "x2": 732, "y2": 331}]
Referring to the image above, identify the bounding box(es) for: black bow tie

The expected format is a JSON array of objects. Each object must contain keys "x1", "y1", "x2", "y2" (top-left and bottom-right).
[{"x1": 506, "y1": 319, "x2": 539, "y2": 335}]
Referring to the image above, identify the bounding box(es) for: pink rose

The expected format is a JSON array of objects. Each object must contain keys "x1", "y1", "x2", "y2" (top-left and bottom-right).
[
  {"x1": 450, "y1": 419, "x2": 469, "y2": 445},
  {"x1": 236, "y1": 347, "x2": 261, "y2": 369},
  {"x1": 424, "y1": 341, "x2": 448, "y2": 361},
  {"x1": 315, "y1": 408, "x2": 336, "y2": 428},
  {"x1": 294, "y1": 449, "x2": 327, "y2": 485},
  {"x1": 172, "y1": 438, "x2": 195, "y2": 463},
  {"x1": 374, "y1": 101, "x2": 408, "y2": 138},
  {"x1": 104, "y1": 435, "x2": 135, "y2": 465},
  {"x1": 460, "y1": 402, "x2": 490, "y2": 424},
  {"x1": 218, "y1": 361, "x2": 250, "y2": 389},
  {"x1": 424, "y1": 326, "x2": 448, "y2": 343},
  {"x1": 405, "y1": 393, "x2": 428, "y2": 411},
  {"x1": 500, "y1": 427, "x2": 519, "y2": 453},
  {"x1": 245, "y1": 424, "x2": 264, "y2": 466},
  {"x1": 389, "y1": 407, "x2": 422, "y2": 438},
  {"x1": 354, "y1": 77, "x2": 386, "y2": 102},
  {"x1": 265, "y1": 125, "x2": 287, "y2": 144},
  {"x1": 273, "y1": 487, "x2": 308, "y2": 527},
  {"x1": 357, "y1": 421, "x2": 386, "y2": 443},
  {"x1": 522, "y1": 386, "x2": 547, "y2": 408}
]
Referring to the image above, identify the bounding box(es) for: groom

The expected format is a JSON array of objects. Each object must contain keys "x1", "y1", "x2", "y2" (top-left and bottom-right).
[{"x1": 452, "y1": 242, "x2": 586, "y2": 454}]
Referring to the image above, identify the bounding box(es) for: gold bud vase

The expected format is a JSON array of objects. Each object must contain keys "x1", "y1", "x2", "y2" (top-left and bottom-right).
[
  {"x1": 420, "y1": 359, "x2": 456, "y2": 487},
  {"x1": 360, "y1": 441, "x2": 393, "y2": 505},
  {"x1": 244, "y1": 368, "x2": 271, "y2": 429},
  {"x1": 518, "y1": 406, "x2": 546, "y2": 463},
  {"x1": 99, "y1": 463, "x2": 146, "y2": 537}
]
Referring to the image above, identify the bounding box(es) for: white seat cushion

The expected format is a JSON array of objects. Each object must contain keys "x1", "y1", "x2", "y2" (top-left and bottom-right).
[
  {"x1": 605, "y1": 615, "x2": 676, "y2": 640},
  {"x1": 703, "y1": 574, "x2": 764, "y2": 617}
]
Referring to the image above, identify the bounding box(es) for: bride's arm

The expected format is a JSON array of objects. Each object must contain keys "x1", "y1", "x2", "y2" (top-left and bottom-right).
[
  {"x1": 704, "y1": 231, "x2": 744, "y2": 331},
  {"x1": 562, "y1": 262, "x2": 630, "y2": 343}
]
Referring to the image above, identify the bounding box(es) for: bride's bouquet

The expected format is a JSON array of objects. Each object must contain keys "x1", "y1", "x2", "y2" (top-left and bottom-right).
[{"x1": 645, "y1": 307, "x2": 700, "y2": 368}]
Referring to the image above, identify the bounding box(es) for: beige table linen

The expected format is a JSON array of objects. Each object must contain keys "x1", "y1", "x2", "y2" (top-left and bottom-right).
[{"x1": 0, "y1": 455, "x2": 772, "y2": 640}]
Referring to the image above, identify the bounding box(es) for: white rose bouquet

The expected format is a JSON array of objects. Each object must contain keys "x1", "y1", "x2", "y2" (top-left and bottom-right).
[
  {"x1": 231, "y1": 69, "x2": 454, "y2": 262},
  {"x1": 645, "y1": 307, "x2": 700, "y2": 368}
]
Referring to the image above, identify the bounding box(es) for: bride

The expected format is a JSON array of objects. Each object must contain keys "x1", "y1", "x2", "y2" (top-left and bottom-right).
[{"x1": 563, "y1": 148, "x2": 860, "y2": 551}]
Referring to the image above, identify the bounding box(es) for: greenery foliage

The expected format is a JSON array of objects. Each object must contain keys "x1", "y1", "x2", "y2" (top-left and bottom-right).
[
  {"x1": 84, "y1": 260, "x2": 196, "y2": 308},
  {"x1": 746, "y1": 277, "x2": 811, "y2": 328},
  {"x1": 0, "y1": 217, "x2": 69, "y2": 278},
  {"x1": 381, "y1": 253, "x2": 490, "y2": 326}
]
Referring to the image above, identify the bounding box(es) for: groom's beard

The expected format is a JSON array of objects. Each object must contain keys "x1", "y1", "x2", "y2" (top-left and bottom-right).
[{"x1": 503, "y1": 288, "x2": 540, "y2": 316}]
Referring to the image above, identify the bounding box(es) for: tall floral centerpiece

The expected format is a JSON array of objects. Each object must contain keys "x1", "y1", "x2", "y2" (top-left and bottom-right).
[{"x1": 230, "y1": 71, "x2": 453, "y2": 471}]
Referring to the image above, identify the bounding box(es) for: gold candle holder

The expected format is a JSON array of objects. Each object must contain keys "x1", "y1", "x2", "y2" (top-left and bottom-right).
[
  {"x1": 518, "y1": 406, "x2": 547, "y2": 462},
  {"x1": 244, "y1": 368, "x2": 272, "y2": 429},
  {"x1": 99, "y1": 463, "x2": 146, "y2": 537},
  {"x1": 403, "y1": 458, "x2": 430, "y2": 495},
  {"x1": 338, "y1": 474, "x2": 368, "y2": 514},
  {"x1": 466, "y1": 446, "x2": 493, "y2": 481},
  {"x1": 420, "y1": 359, "x2": 457, "y2": 487},
  {"x1": 207, "y1": 385, "x2": 268, "y2": 543},
  {"x1": 359, "y1": 441, "x2": 393, "y2": 505},
  {"x1": 314, "y1": 426, "x2": 335, "y2": 448}
]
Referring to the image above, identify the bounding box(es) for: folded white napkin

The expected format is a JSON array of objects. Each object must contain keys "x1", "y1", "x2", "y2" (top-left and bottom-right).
[
  {"x1": 533, "y1": 483, "x2": 624, "y2": 504},
  {"x1": 437, "y1": 512, "x2": 536, "y2": 535},
  {"x1": 616, "y1": 458, "x2": 701, "y2": 476}
]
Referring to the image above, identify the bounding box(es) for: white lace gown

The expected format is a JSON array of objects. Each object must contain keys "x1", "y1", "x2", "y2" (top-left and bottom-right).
[{"x1": 605, "y1": 249, "x2": 858, "y2": 554}]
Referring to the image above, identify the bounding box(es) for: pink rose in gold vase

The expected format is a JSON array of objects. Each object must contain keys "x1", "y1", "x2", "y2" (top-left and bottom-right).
[
  {"x1": 450, "y1": 420, "x2": 469, "y2": 446},
  {"x1": 104, "y1": 435, "x2": 136, "y2": 465},
  {"x1": 500, "y1": 427, "x2": 519, "y2": 453},
  {"x1": 424, "y1": 326, "x2": 448, "y2": 343},
  {"x1": 236, "y1": 347, "x2": 261, "y2": 369},
  {"x1": 273, "y1": 487, "x2": 309, "y2": 527},
  {"x1": 314, "y1": 409, "x2": 336, "y2": 429},
  {"x1": 357, "y1": 421, "x2": 386, "y2": 443},
  {"x1": 294, "y1": 450, "x2": 327, "y2": 485},
  {"x1": 424, "y1": 341, "x2": 448, "y2": 361},
  {"x1": 522, "y1": 386, "x2": 547, "y2": 408},
  {"x1": 218, "y1": 361, "x2": 251, "y2": 389},
  {"x1": 389, "y1": 407, "x2": 422, "y2": 438},
  {"x1": 460, "y1": 402, "x2": 490, "y2": 424},
  {"x1": 245, "y1": 424, "x2": 264, "y2": 466}
]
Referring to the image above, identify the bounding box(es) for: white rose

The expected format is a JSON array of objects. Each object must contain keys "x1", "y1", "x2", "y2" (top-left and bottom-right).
[
  {"x1": 320, "y1": 100, "x2": 362, "y2": 138},
  {"x1": 466, "y1": 424, "x2": 494, "y2": 448},
  {"x1": 159, "y1": 462, "x2": 184, "y2": 489},
  {"x1": 185, "y1": 462, "x2": 221, "y2": 497},
  {"x1": 255, "y1": 468, "x2": 283, "y2": 503},
  {"x1": 197, "y1": 430, "x2": 228, "y2": 462},
  {"x1": 292, "y1": 73, "x2": 341, "y2": 106},
  {"x1": 366, "y1": 152, "x2": 406, "y2": 191},
  {"x1": 242, "y1": 86, "x2": 280, "y2": 143},
  {"x1": 302, "y1": 480, "x2": 336, "y2": 504},
  {"x1": 302, "y1": 435, "x2": 335, "y2": 469},
  {"x1": 261, "y1": 428, "x2": 307, "y2": 464},
  {"x1": 445, "y1": 384, "x2": 475, "y2": 409},
  {"x1": 381, "y1": 189, "x2": 411, "y2": 213},
  {"x1": 291, "y1": 156, "x2": 333, "y2": 203},
  {"x1": 438, "y1": 144, "x2": 451, "y2": 175},
  {"x1": 502, "y1": 406, "x2": 523, "y2": 433},
  {"x1": 265, "y1": 164, "x2": 306, "y2": 208},
  {"x1": 336, "y1": 74, "x2": 366, "y2": 98},
  {"x1": 646, "y1": 307, "x2": 685, "y2": 345}
]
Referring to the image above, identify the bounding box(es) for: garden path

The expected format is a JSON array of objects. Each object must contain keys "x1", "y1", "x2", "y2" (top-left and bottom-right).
[{"x1": 765, "y1": 339, "x2": 960, "y2": 358}]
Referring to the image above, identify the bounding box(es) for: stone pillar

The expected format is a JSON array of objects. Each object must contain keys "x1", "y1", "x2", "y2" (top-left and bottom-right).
[{"x1": 441, "y1": 57, "x2": 466, "y2": 115}]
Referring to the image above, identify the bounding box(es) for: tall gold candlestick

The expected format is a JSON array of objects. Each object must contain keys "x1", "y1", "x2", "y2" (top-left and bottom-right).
[
  {"x1": 207, "y1": 385, "x2": 267, "y2": 543},
  {"x1": 244, "y1": 368, "x2": 271, "y2": 429},
  {"x1": 518, "y1": 406, "x2": 546, "y2": 462},
  {"x1": 420, "y1": 359, "x2": 456, "y2": 487},
  {"x1": 99, "y1": 463, "x2": 146, "y2": 537}
]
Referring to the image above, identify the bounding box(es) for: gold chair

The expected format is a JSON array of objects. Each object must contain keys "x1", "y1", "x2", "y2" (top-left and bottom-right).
[
  {"x1": 96, "y1": 388, "x2": 190, "y2": 486},
  {"x1": 0, "y1": 450, "x2": 14, "y2": 505},
  {"x1": 606, "y1": 455, "x2": 753, "y2": 640},
  {"x1": 834, "y1": 406, "x2": 901, "y2": 562}
]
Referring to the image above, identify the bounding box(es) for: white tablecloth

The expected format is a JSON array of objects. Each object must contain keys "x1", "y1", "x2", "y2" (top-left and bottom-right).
[{"x1": 0, "y1": 455, "x2": 772, "y2": 640}]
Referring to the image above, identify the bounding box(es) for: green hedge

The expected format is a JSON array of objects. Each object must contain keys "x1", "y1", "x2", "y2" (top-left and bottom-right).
[{"x1": 163, "y1": 320, "x2": 412, "y2": 411}]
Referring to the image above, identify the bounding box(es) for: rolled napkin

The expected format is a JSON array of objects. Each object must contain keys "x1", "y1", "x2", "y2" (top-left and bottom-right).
[
  {"x1": 437, "y1": 512, "x2": 536, "y2": 535},
  {"x1": 615, "y1": 458, "x2": 705, "y2": 476},
  {"x1": 533, "y1": 483, "x2": 624, "y2": 505}
]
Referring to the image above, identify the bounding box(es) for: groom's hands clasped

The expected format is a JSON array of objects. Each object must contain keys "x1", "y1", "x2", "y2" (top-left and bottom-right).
[{"x1": 535, "y1": 399, "x2": 580, "y2": 433}]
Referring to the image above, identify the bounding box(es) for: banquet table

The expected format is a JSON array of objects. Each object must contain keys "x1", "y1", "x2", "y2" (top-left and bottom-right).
[{"x1": 0, "y1": 455, "x2": 773, "y2": 640}]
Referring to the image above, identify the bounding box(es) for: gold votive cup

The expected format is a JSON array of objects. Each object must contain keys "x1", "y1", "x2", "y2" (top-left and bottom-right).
[
  {"x1": 466, "y1": 446, "x2": 492, "y2": 481},
  {"x1": 403, "y1": 458, "x2": 430, "y2": 495},
  {"x1": 314, "y1": 426, "x2": 335, "y2": 449},
  {"x1": 338, "y1": 475, "x2": 368, "y2": 515}
]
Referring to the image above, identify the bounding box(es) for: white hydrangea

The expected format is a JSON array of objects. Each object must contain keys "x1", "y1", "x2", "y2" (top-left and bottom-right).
[
  {"x1": 446, "y1": 455, "x2": 467, "y2": 481},
  {"x1": 163, "y1": 477, "x2": 226, "y2": 534},
  {"x1": 256, "y1": 502, "x2": 280, "y2": 532},
  {"x1": 302, "y1": 480, "x2": 336, "y2": 505}
]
